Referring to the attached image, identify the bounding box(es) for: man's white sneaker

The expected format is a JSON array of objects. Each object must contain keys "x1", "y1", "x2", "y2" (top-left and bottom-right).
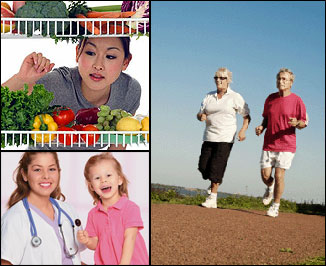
[
  {"x1": 262, "y1": 181, "x2": 275, "y2": 205},
  {"x1": 201, "y1": 195, "x2": 217, "y2": 208},
  {"x1": 267, "y1": 203, "x2": 279, "y2": 217}
]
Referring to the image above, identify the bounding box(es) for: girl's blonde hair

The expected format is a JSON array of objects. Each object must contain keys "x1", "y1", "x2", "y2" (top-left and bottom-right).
[
  {"x1": 7, "y1": 152, "x2": 65, "y2": 209},
  {"x1": 84, "y1": 152, "x2": 129, "y2": 205}
]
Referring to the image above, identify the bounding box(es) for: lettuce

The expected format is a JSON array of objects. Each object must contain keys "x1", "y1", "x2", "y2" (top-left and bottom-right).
[{"x1": 1, "y1": 84, "x2": 54, "y2": 147}]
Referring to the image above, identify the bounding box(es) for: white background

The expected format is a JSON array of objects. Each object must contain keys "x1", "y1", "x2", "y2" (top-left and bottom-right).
[
  {"x1": 1, "y1": 151, "x2": 149, "y2": 265},
  {"x1": 1, "y1": 1, "x2": 149, "y2": 150}
]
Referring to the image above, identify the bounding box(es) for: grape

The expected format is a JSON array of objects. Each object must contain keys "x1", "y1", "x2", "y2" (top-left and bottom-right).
[
  {"x1": 98, "y1": 117, "x2": 105, "y2": 123},
  {"x1": 100, "y1": 105, "x2": 110, "y2": 112},
  {"x1": 106, "y1": 115, "x2": 113, "y2": 121},
  {"x1": 96, "y1": 124, "x2": 103, "y2": 130},
  {"x1": 96, "y1": 106, "x2": 130, "y2": 131}
]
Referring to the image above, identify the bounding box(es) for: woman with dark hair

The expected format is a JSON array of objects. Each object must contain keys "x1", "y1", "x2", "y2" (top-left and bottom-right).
[
  {"x1": 2, "y1": 37, "x2": 140, "y2": 116},
  {"x1": 2, "y1": 37, "x2": 141, "y2": 149}
]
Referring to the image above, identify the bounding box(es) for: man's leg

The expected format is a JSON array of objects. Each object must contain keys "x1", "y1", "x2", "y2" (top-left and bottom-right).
[
  {"x1": 273, "y1": 167, "x2": 285, "y2": 204},
  {"x1": 261, "y1": 167, "x2": 275, "y2": 205},
  {"x1": 261, "y1": 167, "x2": 273, "y2": 186}
]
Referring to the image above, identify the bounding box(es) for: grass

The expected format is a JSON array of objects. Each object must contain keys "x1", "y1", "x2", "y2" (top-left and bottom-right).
[
  {"x1": 297, "y1": 256, "x2": 325, "y2": 265},
  {"x1": 151, "y1": 188, "x2": 325, "y2": 216}
]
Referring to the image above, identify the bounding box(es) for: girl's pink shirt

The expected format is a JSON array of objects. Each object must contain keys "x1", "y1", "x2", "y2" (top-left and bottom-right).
[{"x1": 85, "y1": 195, "x2": 149, "y2": 265}]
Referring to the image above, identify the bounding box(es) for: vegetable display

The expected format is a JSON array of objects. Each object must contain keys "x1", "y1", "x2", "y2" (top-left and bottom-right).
[
  {"x1": 75, "y1": 107, "x2": 100, "y2": 125},
  {"x1": 14, "y1": 1, "x2": 69, "y2": 36},
  {"x1": 1, "y1": 86, "x2": 149, "y2": 147},
  {"x1": 95, "y1": 105, "x2": 132, "y2": 131},
  {"x1": 1, "y1": 4, "x2": 15, "y2": 33},
  {"x1": 121, "y1": 1, "x2": 149, "y2": 33},
  {"x1": 57, "y1": 126, "x2": 78, "y2": 145},
  {"x1": 31, "y1": 114, "x2": 58, "y2": 143},
  {"x1": 1, "y1": 84, "x2": 54, "y2": 147},
  {"x1": 52, "y1": 106, "x2": 75, "y2": 127},
  {"x1": 3, "y1": 1, "x2": 149, "y2": 43},
  {"x1": 81, "y1": 125, "x2": 100, "y2": 145}
]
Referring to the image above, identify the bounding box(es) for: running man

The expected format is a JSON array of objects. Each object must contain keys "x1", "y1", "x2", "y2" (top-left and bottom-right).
[{"x1": 256, "y1": 68, "x2": 308, "y2": 217}]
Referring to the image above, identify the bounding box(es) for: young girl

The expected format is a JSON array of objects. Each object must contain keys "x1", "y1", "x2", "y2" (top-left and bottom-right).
[
  {"x1": 1, "y1": 37, "x2": 141, "y2": 116},
  {"x1": 78, "y1": 153, "x2": 149, "y2": 265},
  {"x1": 1, "y1": 152, "x2": 85, "y2": 265}
]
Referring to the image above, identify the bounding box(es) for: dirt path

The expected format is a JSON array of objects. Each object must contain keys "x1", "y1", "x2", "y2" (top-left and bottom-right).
[{"x1": 151, "y1": 204, "x2": 325, "y2": 265}]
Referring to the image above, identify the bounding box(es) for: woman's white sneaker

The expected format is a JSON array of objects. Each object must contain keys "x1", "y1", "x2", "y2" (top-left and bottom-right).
[{"x1": 201, "y1": 195, "x2": 217, "y2": 208}]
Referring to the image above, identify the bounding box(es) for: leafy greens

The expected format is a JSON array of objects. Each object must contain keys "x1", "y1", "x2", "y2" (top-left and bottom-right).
[{"x1": 1, "y1": 84, "x2": 54, "y2": 147}]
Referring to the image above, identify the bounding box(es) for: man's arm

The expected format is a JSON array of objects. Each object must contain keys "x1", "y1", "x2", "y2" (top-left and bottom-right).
[
  {"x1": 255, "y1": 117, "x2": 268, "y2": 136},
  {"x1": 289, "y1": 118, "x2": 307, "y2": 129}
]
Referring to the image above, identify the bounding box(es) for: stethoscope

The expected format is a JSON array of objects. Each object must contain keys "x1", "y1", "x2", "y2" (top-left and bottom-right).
[{"x1": 22, "y1": 197, "x2": 80, "y2": 258}]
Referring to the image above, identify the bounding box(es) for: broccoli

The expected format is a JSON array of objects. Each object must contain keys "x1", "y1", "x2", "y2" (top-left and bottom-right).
[{"x1": 15, "y1": 1, "x2": 69, "y2": 37}]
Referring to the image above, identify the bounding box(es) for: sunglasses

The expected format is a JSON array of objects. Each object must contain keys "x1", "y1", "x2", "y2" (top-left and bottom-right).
[{"x1": 214, "y1": 77, "x2": 227, "y2": 81}]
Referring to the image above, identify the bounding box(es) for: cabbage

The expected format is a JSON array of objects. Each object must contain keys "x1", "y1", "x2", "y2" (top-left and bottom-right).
[{"x1": 121, "y1": 1, "x2": 149, "y2": 33}]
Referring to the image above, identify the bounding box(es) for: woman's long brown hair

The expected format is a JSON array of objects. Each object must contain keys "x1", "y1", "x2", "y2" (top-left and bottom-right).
[
  {"x1": 7, "y1": 152, "x2": 65, "y2": 209},
  {"x1": 84, "y1": 152, "x2": 129, "y2": 205}
]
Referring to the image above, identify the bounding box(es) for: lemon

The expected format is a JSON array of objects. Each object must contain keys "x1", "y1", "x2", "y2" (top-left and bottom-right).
[
  {"x1": 141, "y1": 116, "x2": 149, "y2": 142},
  {"x1": 116, "y1": 117, "x2": 142, "y2": 132}
]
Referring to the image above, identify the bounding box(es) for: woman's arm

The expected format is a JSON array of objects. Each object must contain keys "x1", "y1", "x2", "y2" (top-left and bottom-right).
[
  {"x1": 197, "y1": 112, "x2": 206, "y2": 121},
  {"x1": 1, "y1": 52, "x2": 54, "y2": 93},
  {"x1": 119, "y1": 227, "x2": 138, "y2": 265},
  {"x1": 237, "y1": 115, "x2": 251, "y2": 141}
]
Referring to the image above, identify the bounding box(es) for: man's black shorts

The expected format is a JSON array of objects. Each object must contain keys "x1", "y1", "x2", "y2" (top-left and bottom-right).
[{"x1": 198, "y1": 141, "x2": 233, "y2": 184}]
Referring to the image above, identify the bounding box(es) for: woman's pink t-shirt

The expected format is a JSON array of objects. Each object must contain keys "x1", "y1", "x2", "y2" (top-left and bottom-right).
[
  {"x1": 85, "y1": 195, "x2": 149, "y2": 265},
  {"x1": 262, "y1": 92, "x2": 307, "y2": 153}
]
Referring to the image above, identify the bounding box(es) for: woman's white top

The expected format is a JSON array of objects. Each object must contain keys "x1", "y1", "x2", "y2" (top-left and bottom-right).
[
  {"x1": 1, "y1": 199, "x2": 85, "y2": 265},
  {"x1": 199, "y1": 87, "x2": 250, "y2": 143}
]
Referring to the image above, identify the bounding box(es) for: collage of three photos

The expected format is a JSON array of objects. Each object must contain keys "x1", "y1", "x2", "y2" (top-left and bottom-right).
[{"x1": 1, "y1": 1, "x2": 149, "y2": 265}]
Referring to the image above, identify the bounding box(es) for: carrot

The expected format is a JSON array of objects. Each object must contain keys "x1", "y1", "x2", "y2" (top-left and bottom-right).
[
  {"x1": 101, "y1": 22, "x2": 137, "y2": 35},
  {"x1": 99, "y1": 12, "x2": 136, "y2": 18},
  {"x1": 87, "y1": 11, "x2": 121, "y2": 18},
  {"x1": 86, "y1": 11, "x2": 136, "y2": 18},
  {"x1": 76, "y1": 14, "x2": 100, "y2": 35}
]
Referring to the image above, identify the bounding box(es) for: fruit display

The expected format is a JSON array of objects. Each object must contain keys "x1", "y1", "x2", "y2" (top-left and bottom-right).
[
  {"x1": 1, "y1": 3, "x2": 15, "y2": 33},
  {"x1": 95, "y1": 105, "x2": 132, "y2": 131},
  {"x1": 141, "y1": 116, "x2": 149, "y2": 142},
  {"x1": 1, "y1": 85, "x2": 148, "y2": 147},
  {"x1": 31, "y1": 114, "x2": 58, "y2": 143},
  {"x1": 116, "y1": 117, "x2": 142, "y2": 132}
]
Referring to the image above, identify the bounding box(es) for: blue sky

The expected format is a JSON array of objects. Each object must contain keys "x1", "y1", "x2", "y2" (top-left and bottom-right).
[{"x1": 151, "y1": 1, "x2": 325, "y2": 203}]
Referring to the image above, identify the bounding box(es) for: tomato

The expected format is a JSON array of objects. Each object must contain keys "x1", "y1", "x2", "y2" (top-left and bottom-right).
[
  {"x1": 72, "y1": 124, "x2": 84, "y2": 131},
  {"x1": 81, "y1": 125, "x2": 100, "y2": 146},
  {"x1": 57, "y1": 127, "x2": 77, "y2": 146},
  {"x1": 52, "y1": 107, "x2": 75, "y2": 127}
]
